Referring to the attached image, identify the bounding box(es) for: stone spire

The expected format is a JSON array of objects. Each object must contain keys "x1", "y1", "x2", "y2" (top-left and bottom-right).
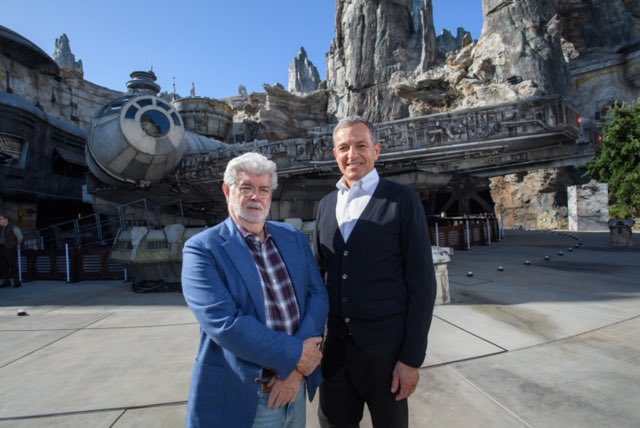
[
  {"x1": 326, "y1": 0, "x2": 437, "y2": 122},
  {"x1": 53, "y1": 34, "x2": 83, "y2": 75},
  {"x1": 472, "y1": 0, "x2": 569, "y2": 95},
  {"x1": 287, "y1": 47, "x2": 321, "y2": 95},
  {"x1": 436, "y1": 27, "x2": 473, "y2": 58}
]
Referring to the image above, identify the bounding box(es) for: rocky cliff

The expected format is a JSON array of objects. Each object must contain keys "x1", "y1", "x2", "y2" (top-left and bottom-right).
[
  {"x1": 250, "y1": 0, "x2": 640, "y2": 228},
  {"x1": 325, "y1": 0, "x2": 437, "y2": 122},
  {"x1": 476, "y1": 0, "x2": 640, "y2": 228}
]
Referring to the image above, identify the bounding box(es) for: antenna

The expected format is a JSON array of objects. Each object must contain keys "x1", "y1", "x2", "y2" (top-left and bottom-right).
[{"x1": 172, "y1": 77, "x2": 177, "y2": 100}]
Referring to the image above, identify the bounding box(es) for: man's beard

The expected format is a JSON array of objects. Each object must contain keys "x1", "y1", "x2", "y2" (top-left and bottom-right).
[{"x1": 229, "y1": 193, "x2": 270, "y2": 224}]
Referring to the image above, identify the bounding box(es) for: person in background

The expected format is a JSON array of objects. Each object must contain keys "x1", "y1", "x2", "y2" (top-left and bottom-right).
[
  {"x1": 181, "y1": 152, "x2": 329, "y2": 428},
  {"x1": 0, "y1": 214, "x2": 23, "y2": 288},
  {"x1": 313, "y1": 116, "x2": 437, "y2": 428}
]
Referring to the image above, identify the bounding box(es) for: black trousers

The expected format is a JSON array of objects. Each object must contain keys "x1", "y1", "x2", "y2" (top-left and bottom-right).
[
  {"x1": 0, "y1": 245, "x2": 19, "y2": 285},
  {"x1": 318, "y1": 332, "x2": 408, "y2": 428}
]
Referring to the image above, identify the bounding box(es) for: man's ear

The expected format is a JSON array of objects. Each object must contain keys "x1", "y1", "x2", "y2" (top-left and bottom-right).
[{"x1": 222, "y1": 183, "x2": 230, "y2": 199}]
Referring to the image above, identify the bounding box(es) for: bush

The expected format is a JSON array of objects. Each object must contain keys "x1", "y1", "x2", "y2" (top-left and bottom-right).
[{"x1": 585, "y1": 101, "x2": 640, "y2": 219}]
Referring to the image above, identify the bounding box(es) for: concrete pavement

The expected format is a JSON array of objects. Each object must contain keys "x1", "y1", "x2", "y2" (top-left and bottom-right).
[{"x1": 0, "y1": 230, "x2": 638, "y2": 427}]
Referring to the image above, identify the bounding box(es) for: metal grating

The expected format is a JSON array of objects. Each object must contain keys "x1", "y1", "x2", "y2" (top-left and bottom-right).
[
  {"x1": 107, "y1": 259, "x2": 124, "y2": 273},
  {"x1": 147, "y1": 241, "x2": 169, "y2": 250},
  {"x1": 56, "y1": 256, "x2": 66, "y2": 272},
  {"x1": 472, "y1": 227, "x2": 482, "y2": 241},
  {"x1": 36, "y1": 256, "x2": 51, "y2": 273},
  {"x1": 82, "y1": 254, "x2": 102, "y2": 273}
]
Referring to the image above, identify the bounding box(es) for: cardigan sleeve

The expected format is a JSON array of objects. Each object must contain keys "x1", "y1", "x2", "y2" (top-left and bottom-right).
[{"x1": 397, "y1": 188, "x2": 437, "y2": 367}]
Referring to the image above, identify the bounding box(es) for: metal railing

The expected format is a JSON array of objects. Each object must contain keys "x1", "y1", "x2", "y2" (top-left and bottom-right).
[
  {"x1": 428, "y1": 214, "x2": 503, "y2": 250},
  {"x1": 22, "y1": 199, "x2": 185, "y2": 251},
  {"x1": 18, "y1": 198, "x2": 185, "y2": 283}
]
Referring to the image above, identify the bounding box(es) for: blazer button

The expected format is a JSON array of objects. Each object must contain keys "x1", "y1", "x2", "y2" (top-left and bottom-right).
[
  {"x1": 342, "y1": 274, "x2": 348, "y2": 279},
  {"x1": 343, "y1": 250, "x2": 349, "y2": 256},
  {"x1": 344, "y1": 317, "x2": 350, "y2": 324}
]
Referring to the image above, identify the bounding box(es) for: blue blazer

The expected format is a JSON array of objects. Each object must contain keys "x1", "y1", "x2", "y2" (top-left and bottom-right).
[{"x1": 182, "y1": 217, "x2": 328, "y2": 428}]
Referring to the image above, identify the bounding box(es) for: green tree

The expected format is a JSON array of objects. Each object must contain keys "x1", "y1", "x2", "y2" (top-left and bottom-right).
[{"x1": 586, "y1": 101, "x2": 640, "y2": 219}]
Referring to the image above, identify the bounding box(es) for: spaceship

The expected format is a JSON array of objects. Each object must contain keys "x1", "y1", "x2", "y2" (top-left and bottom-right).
[{"x1": 85, "y1": 70, "x2": 590, "y2": 226}]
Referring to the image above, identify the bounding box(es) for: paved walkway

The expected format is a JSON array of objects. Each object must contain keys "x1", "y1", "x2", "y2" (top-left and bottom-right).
[{"x1": 0, "y1": 230, "x2": 638, "y2": 427}]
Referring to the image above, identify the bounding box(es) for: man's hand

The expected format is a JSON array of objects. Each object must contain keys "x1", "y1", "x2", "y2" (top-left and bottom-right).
[
  {"x1": 390, "y1": 361, "x2": 419, "y2": 401},
  {"x1": 267, "y1": 369, "x2": 304, "y2": 408},
  {"x1": 296, "y1": 337, "x2": 323, "y2": 376}
]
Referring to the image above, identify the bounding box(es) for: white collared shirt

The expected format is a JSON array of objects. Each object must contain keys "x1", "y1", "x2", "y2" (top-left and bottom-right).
[{"x1": 335, "y1": 169, "x2": 380, "y2": 242}]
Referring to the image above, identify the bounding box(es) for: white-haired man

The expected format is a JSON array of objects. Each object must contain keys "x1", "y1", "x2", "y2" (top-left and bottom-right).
[{"x1": 182, "y1": 152, "x2": 329, "y2": 428}]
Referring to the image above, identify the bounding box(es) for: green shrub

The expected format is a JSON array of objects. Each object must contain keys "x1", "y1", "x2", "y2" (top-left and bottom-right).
[{"x1": 585, "y1": 101, "x2": 640, "y2": 219}]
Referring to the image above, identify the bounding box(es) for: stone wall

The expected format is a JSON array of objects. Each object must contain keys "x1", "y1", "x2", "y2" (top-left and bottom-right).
[
  {"x1": 0, "y1": 56, "x2": 122, "y2": 130},
  {"x1": 490, "y1": 169, "x2": 588, "y2": 230},
  {"x1": 567, "y1": 181, "x2": 609, "y2": 231}
]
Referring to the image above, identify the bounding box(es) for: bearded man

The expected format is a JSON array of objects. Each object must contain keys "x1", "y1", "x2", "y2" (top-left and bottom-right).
[{"x1": 181, "y1": 152, "x2": 328, "y2": 428}]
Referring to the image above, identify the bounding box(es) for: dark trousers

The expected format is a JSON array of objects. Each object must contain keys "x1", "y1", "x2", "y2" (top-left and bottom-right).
[
  {"x1": 318, "y1": 332, "x2": 408, "y2": 428},
  {"x1": 0, "y1": 245, "x2": 19, "y2": 285}
]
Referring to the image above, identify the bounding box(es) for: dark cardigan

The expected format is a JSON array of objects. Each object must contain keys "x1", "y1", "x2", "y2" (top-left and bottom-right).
[{"x1": 313, "y1": 178, "x2": 437, "y2": 368}]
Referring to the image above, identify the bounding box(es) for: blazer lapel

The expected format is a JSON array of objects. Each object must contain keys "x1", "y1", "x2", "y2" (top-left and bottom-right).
[{"x1": 219, "y1": 217, "x2": 266, "y2": 323}]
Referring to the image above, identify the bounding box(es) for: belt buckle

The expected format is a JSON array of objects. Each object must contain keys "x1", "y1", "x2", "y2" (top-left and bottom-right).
[{"x1": 254, "y1": 368, "x2": 276, "y2": 393}]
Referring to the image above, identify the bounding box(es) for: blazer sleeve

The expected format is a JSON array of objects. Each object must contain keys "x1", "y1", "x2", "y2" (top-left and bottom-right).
[
  {"x1": 398, "y1": 188, "x2": 437, "y2": 368},
  {"x1": 181, "y1": 237, "x2": 303, "y2": 377}
]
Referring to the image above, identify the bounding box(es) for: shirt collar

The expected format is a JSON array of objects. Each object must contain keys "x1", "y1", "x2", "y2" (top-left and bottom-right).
[
  {"x1": 336, "y1": 168, "x2": 380, "y2": 193},
  {"x1": 232, "y1": 218, "x2": 271, "y2": 242}
]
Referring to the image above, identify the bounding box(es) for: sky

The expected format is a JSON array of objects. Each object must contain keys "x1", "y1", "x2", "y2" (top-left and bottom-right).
[{"x1": 3, "y1": 0, "x2": 483, "y2": 99}]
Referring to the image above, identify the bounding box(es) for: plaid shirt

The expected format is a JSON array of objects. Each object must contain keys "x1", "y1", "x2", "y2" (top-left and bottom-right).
[{"x1": 238, "y1": 224, "x2": 300, "y2": 335}]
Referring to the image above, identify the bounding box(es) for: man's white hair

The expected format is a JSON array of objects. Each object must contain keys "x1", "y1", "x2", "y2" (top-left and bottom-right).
[{"x1": 223, "y1": 152, "x2": 278, "y2": 189}]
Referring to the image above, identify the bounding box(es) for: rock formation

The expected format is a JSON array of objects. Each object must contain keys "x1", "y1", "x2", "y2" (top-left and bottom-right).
[
  {"x1": 288, "y1": 47, "x2": 322, "y2": 95},
  {"x1": 473, "y1": 1, "x2": 569, "y2": 96},
  {"x1": 462, "y1": 0, "x2": 640, "y2": 111},
  {"x1": 53, "y1": 33, "x2": 83, "y2": 75},
  {"x1": 228, "y1": 83, "x2": 328, "y2": 142},
  {"x1": 557, "y1": 0, "x2": 640, "y2": 56},
  {"x1": 474, "y1": 0, "x2": 640, "y2": 229},
  {"x1": 229, "y1": 0, "x2": 640, "y2": 228},
  {"x1": 258, "y1": 84, "x2": 328, "y2": 141},
  {"x1": 436, "y1": 27, "x2": 473, "y2": 58},
  {"x1": 490, "y1": 168, "x2": 589, "y2": 230},
  {"x1": 326, "y1": 0, "x2": 437, "y2": 122}
]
